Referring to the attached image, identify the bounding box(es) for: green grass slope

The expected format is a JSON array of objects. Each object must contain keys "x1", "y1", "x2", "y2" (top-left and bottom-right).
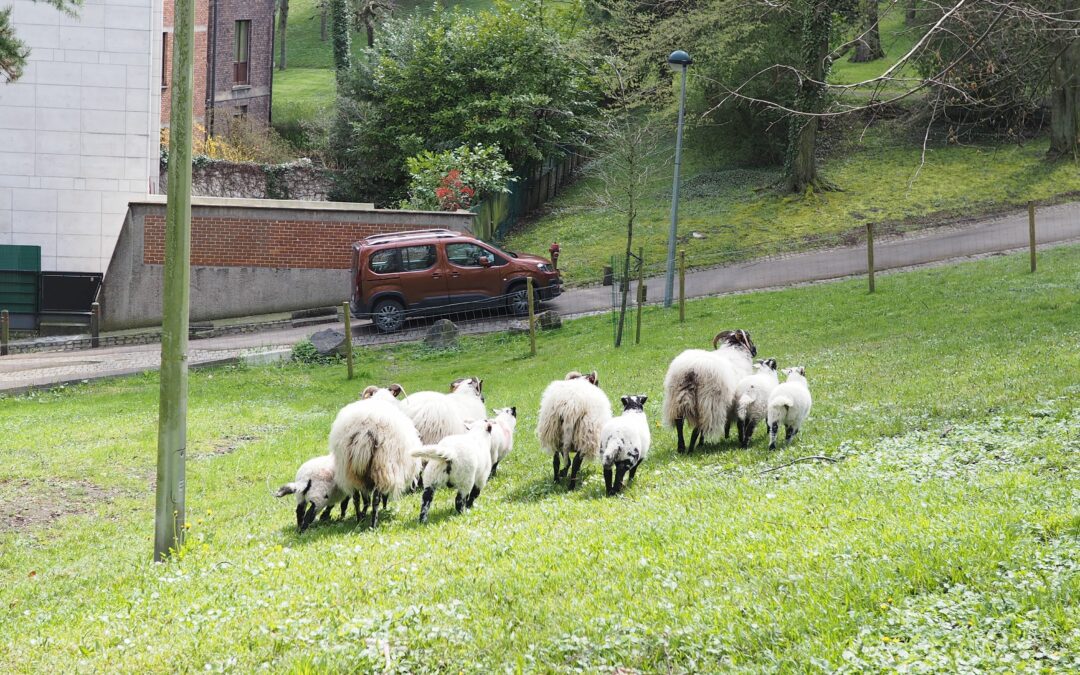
[{"x1": 2, "y1": 246, "x2": 1079, "y2": 672}]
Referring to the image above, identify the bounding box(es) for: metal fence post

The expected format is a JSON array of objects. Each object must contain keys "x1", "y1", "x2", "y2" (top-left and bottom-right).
[
  {"x1": 866, "y1": 223, "x2": 876, "y2": 293},
  {"x1": 526, "y1": 277, "x2": 537, "y2": 357},
  {"x1": 90, "y1": 302, "x2": 101, "y2": 349},
  {"x1": 1028, "y1": 201, "x2": 1036, "y2": 273},
  {"x1": 1, "y1": 309, "x2": 8, "y2": 357},
  {"x1": 635, "y1": 247, "x2": 644, "y2": 345},
  {"x1": 342, "y1": 301, "x2": 354, "y2": 380},
  {"x1": 678, "y1": 249, "x2": 686, "y2": 323}
]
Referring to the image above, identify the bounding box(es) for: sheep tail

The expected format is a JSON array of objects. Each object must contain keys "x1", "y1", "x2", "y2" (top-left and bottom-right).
[
  {"x1": 736, "y1": 393, "x2": 755, "y2": 420},
  {"x1": 770, "y1": 394, "x2": 794, "y2": 410},
  {"x1": 274, "y1": 478, "x2": 311, "y2": 498},
  {"x1": 411, "y1": 445, "x2": 457, "y2": 465}
]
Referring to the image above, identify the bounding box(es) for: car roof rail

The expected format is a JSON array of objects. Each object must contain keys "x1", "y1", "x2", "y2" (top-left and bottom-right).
[{"x1": 359, "y1": 229, "x2": 461, "y2": 246}]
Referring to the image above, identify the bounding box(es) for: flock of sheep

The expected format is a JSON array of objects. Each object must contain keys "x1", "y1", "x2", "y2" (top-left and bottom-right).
[{"x1": 275, "y1": 329, "x2": 813, "y2": 532}]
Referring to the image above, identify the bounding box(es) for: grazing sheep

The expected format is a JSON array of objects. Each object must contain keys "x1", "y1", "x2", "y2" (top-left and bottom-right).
[
  {"x1": 662, "y1": 330, "x2": 758, "y2": 453},
  {"x1": 599, "y1": 395, "x2": 651, "y2": 496},
  {"x1": 536, "y1": 370, "x2": 613, "y2": 489},
  {"x1": 734, "y1": 359, "x2": 780, "y2": 448},
  {"x1": 400, "y1": 377, "x2": 486, "y2": 445},
  {"x1": 274, "y1": 454, "x2": 351, "y2": 533},
  {"x1": 487, "y1": 407, "x2": 518, "y2": 478},
  {"x1": 767, "y1": 367, "x2": 813, "y2": 450},
  {"x1": 413, "y1": 422, "x2": 494, "y2": 523},
  {"x1": 330, "y1": 389, "x2": 421, "y2": 528}
]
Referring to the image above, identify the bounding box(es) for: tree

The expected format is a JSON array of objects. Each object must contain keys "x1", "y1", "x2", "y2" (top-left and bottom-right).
[
  {"x1": 1047, "y1": 3, "x2": 1080, "y2": 159},
  {"x1": 330, "y1": 0, "x2": 351, "y2": 74},
  {"x1": 351, "y1": 0, "x2": 395, "y2": 49},
  {"x1": 850, "y1": 0, "x2": 884, "y2": 63},
  {"x1": 784, "y1": 1, "x2": 835, "y2": 193},
  {"x1": 277, "y1": 0, "x2": 289, "y2": 70},
  {"x1": 2, "y1": 0, "x2": 80, "y2": 83}
]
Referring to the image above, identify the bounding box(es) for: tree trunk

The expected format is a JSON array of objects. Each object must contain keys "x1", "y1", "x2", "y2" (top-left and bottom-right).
[
  {"x1": 905, "y1": 0, "x2": 917, "y2": 26},
  {"x1": 614, "y1": 209, "x2": 634, "y2": 348},
  {"x1": 851, "y1": 0, "x2": 884, "y2": 63},
  {"x1": 320, "y1": 5, "x2": 328, "y2": 42},
  {"x1": 1047, "y1": 17, "x2": 1080, "y2": 159},
  {"x1": 784, "y1": 1, "x2": 834, "y2": 193},
  {"x1": 277, "y1": 0, "x2": 288, "y2": 71},
  {"x1": 366, "y1": 22, "x2": 374, "y2": 49}
]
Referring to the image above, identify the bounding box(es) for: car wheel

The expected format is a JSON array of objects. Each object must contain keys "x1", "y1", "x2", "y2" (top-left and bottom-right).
[
  {"x1": 373, "y1": 299, "x2": 405, "y2": 333},
  {"x1": 507, "y1": 283, "x2": 533, "y2": 316}
]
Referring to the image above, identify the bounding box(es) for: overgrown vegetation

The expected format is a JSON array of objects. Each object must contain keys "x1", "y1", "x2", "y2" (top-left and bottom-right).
[{"x1": 2, "y1": 245, "x2": 1079, "y2": 671}]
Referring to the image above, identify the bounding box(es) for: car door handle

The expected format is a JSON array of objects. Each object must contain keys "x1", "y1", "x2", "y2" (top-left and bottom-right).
[
  {"x1": 431, "y1": 273, "x2": 440, "y2": 279},
  {"x1": 451, "y1": 272, "x2": 460, "y2": 278}
]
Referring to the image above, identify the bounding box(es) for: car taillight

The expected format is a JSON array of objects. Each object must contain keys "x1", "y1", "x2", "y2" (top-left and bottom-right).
[{"x1": 351, "y1": 247, "x2": 361, "y2": 298}]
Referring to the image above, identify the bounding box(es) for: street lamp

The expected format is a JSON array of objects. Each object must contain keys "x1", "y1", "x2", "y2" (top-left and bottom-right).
[{"x1": 664, "y1": 49, "x2": 692, "y2": 308}]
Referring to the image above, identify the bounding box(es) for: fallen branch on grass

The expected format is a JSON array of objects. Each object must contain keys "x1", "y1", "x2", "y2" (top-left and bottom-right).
[{"x1": 759, "y1": 455, "x2": 841, "y2": 475}]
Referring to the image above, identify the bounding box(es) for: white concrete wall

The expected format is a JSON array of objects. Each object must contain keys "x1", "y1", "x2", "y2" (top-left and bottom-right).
[{"x1": 0, "y1": 0, "x2": 162, "y2": 273}]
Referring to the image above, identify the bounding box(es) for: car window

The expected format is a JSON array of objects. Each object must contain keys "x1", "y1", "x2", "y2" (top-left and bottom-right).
[
  {"x1": 368, "y1": 248, "x2": 400, "y2": 274},
  {"x1": 400, "y1": 245, "x2": 436, "y2": 272},
  {"x1": 446, "y1": 242, "x2": 505, "y2": 267}
]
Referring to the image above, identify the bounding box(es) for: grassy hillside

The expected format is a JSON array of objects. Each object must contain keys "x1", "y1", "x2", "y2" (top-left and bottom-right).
[{"x1": 2, "y1": 246, "x2": 1079, "y2": 672}]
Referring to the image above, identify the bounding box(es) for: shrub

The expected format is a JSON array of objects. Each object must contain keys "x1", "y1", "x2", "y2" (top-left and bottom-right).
[
  {"x1": 404, "y1": 144, "x2": 513, "y2": 210},
  {"x1": 291, "y1": 339, "x2": 338, "y2": 365}
]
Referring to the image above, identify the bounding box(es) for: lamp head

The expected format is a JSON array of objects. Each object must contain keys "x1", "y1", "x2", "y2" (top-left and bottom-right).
[{"x1": 667, "y1": 50, "x2": 692, "y2": 70}]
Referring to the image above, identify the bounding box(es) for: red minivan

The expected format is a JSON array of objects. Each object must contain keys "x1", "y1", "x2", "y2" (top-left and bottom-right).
[{"x1": 350, "y1": 229, "x2": 562, "y2": 332}]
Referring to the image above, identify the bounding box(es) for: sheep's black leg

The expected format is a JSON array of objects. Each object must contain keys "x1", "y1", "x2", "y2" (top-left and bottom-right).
[
  {"x1": 319, "y1": 505, "x2": 333, "y2": 522},
  {"x1": 558, "y1": 452, "x2": 571, "y2": 479},
  {"x1": 768, "y1": 422, "x2": 779, "y2": 451},
  {"x1": 466, "y1": 485, "x2": 480, "y2": 509},
  {"x1": 416, "y1": 473, "x2": 424, "y2": 490},
  {"x1": 613, "y1": 462, "x2": 629, "y2": 494},
  {"x1": 745, "y1": 420, "x2": 758, "y2": 448},
  {"x1": 628, "y1": 461, "x2": 639, "y2": 483},
  {"x1": 688, "y1": 427, "x2": 701, "y2": 453},
  {"x1": 786, "y1": 425, "x2": 798, "y2": 444},
  {"x1": 675, "y1": 418, "x2": 686, "y2": 453},
  {"x1": 300, "y1": 503, "x2": 318, "y2": 532},
  {"x1": 736, "y1": 419, "x2": 746, "y2": 447},
  {"x1": 369, "y1": 492, "x2": 381, "y2": 528},
  {"x1": 552, "y1": 453, "x2": 562, "y2": 483},
  {"x1": 295, "y1": 503, "x2": 306, "y2": 531},
  {"x1": 724, "y1": 417, "x2": 732, "y2": 439},
  {"x1": 356, "y1": 491, "x2": 370, "y2": 524},
  {"x1": 419, "y1": 487, "x2": 435, "y2": 524},
  {"x1": 381, "y1": 493, "x2": 388, "y2": 509},
  {"x1": 604, "y1": 465, "x2": 614, "y2": 495},
  {"x1": 454, "y1": 492, "x2": 466, "y2": 514},
  {"x1": 490, "y1": 461, "x2": 499, "y2": 478},
  {"x1": 339, "y1": 496, "x2": 350, "y2": 520},
  {"x1": 567, "y1": 453, "x2": 585, "y2": 490}
]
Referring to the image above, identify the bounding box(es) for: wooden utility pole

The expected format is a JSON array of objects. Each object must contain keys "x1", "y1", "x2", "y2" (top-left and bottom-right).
[
  {"x1": 1, "y1": 309, "x2": 9, "y2": 357},
  {"x1": 155, "y1": 0, "x2": 195, "y2": 562},
  {"x1": 526, "y1": 277, "x2": 537, "y2": 356},
  {"x1": 1028, "y1": 201, "x2": 1037, "y2": 273},
  {"x1": 342, "y1": 301, "x2": 354, "y2": 379},
  {"x1": 866, "y1": 223, "x2": 875, "y2": 293}
]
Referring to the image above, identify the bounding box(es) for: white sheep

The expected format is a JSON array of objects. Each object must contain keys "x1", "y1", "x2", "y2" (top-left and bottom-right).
[
  {"x1": 734, "y1": 358, "x2": 780, "y2": 448},
  {"x1": 767, "y1": 367, "x2": 813, "y2": 450},
  {"x1": 274, "y1": 454, "x2": 351, "y2": 533},
  {"x1": 413, "y1": 421, "x2": 494, "y2": 523},
  {"x1": 330, "y1": 386, "x2": 421, "y2": 528},
  {"x1": 487, "y1": 406, "x2": 518, "y2": 478},
  {"x1": 400, "y1": 377, "x2": 486, "y2": 445},
  {"x1": 536, "y1": 370, "x2": 613, "y2": 489},
  {"x1": 599, "y1": 395, "x2": 651, "y2": 496},
  {"x1": 662, "y1": 330, "x2": 757, "y2": 453}
]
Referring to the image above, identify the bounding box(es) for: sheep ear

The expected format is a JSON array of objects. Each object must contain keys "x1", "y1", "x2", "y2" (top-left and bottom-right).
[
  {"x1": 510, "y1": 406, "x2": 517, "y2": 417},
  {"x1": 620, "y1": 395, "x2": 630, "y2": 407},
  {"x1": 638, "y1": 395, "x2": 648, "y2": 406},
  {"x1": 797, "y1": 366, "x2": 806, "y2": 376},
  {"x1": 486, "y1": 422, "x2": 493, "y2": 433},
  {"x1": 476, "y1": 379, "x2": 483, "y2": 393},
  {"x1": 360, "y1": 386, "x2": 378, "y2": 399},
  {"x1": 389, "y1": 384, "x2": 404, "y2": 398},
  {"x1": 450, "y1": 378, "x2": 464, "y2": 391},
  {"x1": 588, "y1": 371, "x2": 598, "y2": 386}
]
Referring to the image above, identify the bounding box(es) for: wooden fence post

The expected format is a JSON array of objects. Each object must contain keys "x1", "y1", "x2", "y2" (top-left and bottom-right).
[
  {"x1": 1, "y1": 309, "x2": 9, "y2": 357},
  {"x1": 635, "y1": 247, "x2": 644, "y2": 345},
  {"x1": 90, "y1": 302, "x2": 101, "y2": 349},
  {"x1": 526, "y1": 277, "x2": 537, "y2": 357},
  {"x1": 342, "y1": 301, "x2": 354, "y2": 380},
  {"x1": 866, "y1": 223, "x2": 875, "y2": 293},
  {"x1": 1028, "y1": 201, "x2": 1036, "y2": 273},
  {"x1": 678, "y1": 249, "x2": 686, "y2": 323}
]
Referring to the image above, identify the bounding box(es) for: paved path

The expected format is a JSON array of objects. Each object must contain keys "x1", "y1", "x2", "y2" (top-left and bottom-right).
[{"x1": 2, "y1": 201, "x2": 1077, "y2": 393}]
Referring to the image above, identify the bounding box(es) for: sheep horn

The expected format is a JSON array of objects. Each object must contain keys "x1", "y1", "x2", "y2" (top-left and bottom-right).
[
  {"x1": 712, "y1": 332, "x2": 727, "y2": 350},
  {"x1": 389, "y1": 384, "x2": 405, "y2": 398},
  {"x1": 360, "y1": 385, "x2": 379, "y2": 399}
]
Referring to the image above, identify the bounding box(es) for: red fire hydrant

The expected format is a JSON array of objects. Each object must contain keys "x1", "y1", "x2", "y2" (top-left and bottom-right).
[{"x1": 549, "y1": 242, "x2": 560, "y2": 270}]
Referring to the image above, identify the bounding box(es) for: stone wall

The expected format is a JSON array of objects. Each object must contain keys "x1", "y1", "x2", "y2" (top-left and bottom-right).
[
  {"x1": 100, "y1": 196, "x2": 476, "y2": 329},
  {"x1": 159, "y1": 158, "x2": 333, "y2": 200}
]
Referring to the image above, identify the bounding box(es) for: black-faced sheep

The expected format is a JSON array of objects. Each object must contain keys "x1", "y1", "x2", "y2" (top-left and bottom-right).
[
  {"x1": 413, "y1": 421, "x2": 494, "y2": 523},
  {"x1": 767, "y1": 367, "x2": 812, "y2": 450},
  {"x1": 662, "y1": 330, "x2": 757, "y2": 453},
  {"x1": 536, "y1": 370, "x2": 613, "y2": 489},
  {"x1": 599, "y1": 395, "x2": 651, "y2": 496},
  {"x1": 274, "y1": 454, "x2": 351, "y2": 533},
  {"x1": 734, "y1": 358, "x2": 779, "y2": 448}
]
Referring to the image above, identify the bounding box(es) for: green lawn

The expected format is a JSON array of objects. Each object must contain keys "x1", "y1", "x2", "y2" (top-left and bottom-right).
[{"x1": 2, "y1": 246, "x2": 1079, "y2": 672}]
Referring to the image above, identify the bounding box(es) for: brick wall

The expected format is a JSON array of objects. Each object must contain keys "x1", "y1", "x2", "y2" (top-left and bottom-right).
[
  {"x1": 142, "y1": 210, "x2": 460, "y2": 269},
  {"x1": 161, "y1": 0, "x2": 210, "y2": 128}
]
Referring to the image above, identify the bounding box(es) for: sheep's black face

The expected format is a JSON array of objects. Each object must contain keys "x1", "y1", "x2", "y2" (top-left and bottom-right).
[
  {"x1": 620, "y1": 395, "x2": 647, "y2": 411},
  {"x1": 714, "y1": 329, "x2": 757, "y2": 357},
  {"x1": 757, "y1": 359, "x2": 777, "y2": 372}
]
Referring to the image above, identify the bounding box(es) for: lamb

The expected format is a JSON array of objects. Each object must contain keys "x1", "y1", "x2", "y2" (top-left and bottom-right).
[
  {"x1": 733, "y1": 359, "x2": 780, "y2": 448},
  {"x1": 330, "y1": 386, "x2": 421, "y2": 528},
  {"x1": 487, "y1": 407, "x2": 518, "y2": 478},
  {"x1": 274, "y1": 454, "x2": 351, "y2": 533},
  {"x1": 413, "y1": 421, "x2": 494, "y2": 523},
  {"x1": 536, "y1": 370, "x2": 613, "y2": 489},
  {"x1": 599, "y1": 395, "x2": 651, "y2": 496},
  {"x1": 400, "y1": 377, "x2": 486, "y2": 445},
  {"x1": 766, "y1": 367, "x2": 813, "y2": 450},
  {"x1": 662, "y1": 330, "x2": 757, "y2": 453}
]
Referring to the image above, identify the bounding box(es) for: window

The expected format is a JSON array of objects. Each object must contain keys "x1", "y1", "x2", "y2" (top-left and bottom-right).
[
  {"x1": 368, "y1": 246, "x2": 437, "y2": 274},
  {"x1": 369, "y1": 249, "x2": 399, "y2": 274},
  {"x1": 233, "y1": 20, "x2": 250, "y2": 85},
  {"x1": 161, "y1": 33, "x2": 168, "y2": 87},
  {"x1": 446, "y1": 243, "x2": 503, "y2": 267}
]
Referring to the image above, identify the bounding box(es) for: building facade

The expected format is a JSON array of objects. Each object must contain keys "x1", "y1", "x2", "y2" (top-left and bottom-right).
[{"x1": 0, "y1": 0, "x2": 163, "y2": 274}]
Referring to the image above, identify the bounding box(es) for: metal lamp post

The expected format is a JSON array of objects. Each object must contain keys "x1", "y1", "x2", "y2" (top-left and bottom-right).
[{"x1": 663, "y1": 50, "x2": 692, "y2": 308}]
